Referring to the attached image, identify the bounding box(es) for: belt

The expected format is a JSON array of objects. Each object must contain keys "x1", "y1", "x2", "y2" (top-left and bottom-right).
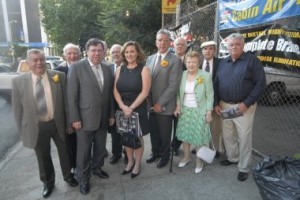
[{"x1": 223, "y1": 101, "x2": 240, "y2": 104}]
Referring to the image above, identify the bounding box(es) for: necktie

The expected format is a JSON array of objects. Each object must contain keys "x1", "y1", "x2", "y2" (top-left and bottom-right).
[
  {"x1": 94, "y1": 65, "x2": 103, "y2": 91},
  {"x1": 35, "y1": 77, "x2": 48, "y2": 117},
  {"x1": 205, "y1": 61, "x2": 210, "y2": 72},
  {"x1": 154, "y1": 54, "x2": 161, "y2": 74}
]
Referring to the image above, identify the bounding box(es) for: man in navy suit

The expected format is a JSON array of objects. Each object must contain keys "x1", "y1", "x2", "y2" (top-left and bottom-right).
[{"x1": 55, "y1": 43, "x2": 81, "y2": 173}]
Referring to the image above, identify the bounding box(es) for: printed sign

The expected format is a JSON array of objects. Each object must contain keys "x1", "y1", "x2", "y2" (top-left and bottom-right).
[{"x1": 162, "y1": 0, "x2": 181, "y2": 14}]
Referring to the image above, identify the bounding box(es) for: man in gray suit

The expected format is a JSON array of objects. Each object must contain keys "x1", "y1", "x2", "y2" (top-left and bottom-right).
[
  {"x1": 12, "y1": 49, "x2": 78, "y2": 198},
  {"x1": 146, "y1": 29, "x2": 183, "y2": 168},
  {"x1": 68, "y1": 38, "x2": 114, "y2": 195}
]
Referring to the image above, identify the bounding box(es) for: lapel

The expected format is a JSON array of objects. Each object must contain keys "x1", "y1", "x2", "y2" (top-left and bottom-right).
[
  {"x1": 153, "y1": 51, "x2": 172, "y2": 78},
  {"x1": 25, "y1": 73, "x2": 37, "y2": 113},
  {"x1": 150, "y1": 54, "x2": 158, "y2": 76},
  {"x1": 47, "y1": 70, "x2": 57, "y2": 110}
]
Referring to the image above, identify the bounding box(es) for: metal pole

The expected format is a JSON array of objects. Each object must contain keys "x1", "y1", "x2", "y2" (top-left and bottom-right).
[{"x1": 9, "y1": 20, "x2": 17, "y2": 63}]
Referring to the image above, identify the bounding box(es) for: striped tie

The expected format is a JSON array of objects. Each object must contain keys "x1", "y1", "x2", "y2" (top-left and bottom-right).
[{"x1": 35, "y1": 77, "x2": 48, "y2": 117}]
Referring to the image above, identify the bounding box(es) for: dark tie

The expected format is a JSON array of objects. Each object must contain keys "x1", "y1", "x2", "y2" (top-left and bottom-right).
[
  {"x1": 35, "y1": 77, "x2": 48, "y2": 117},
  {"x1": 205, "y1": 61, "x2": 210, "y2": 72},
  {"x1": 154, "y1": 54, "x2": 161, "y2": 74}
]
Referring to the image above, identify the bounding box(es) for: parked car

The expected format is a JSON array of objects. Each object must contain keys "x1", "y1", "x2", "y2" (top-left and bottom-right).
[
  {"x1": 262, "y1": 66, "x2": 300, "y2": 106},
  {"x1": 46, "y1": 56, "x2": 63, "y2": 61},
  {"x1": 0, "y1": 64, "x2": 12, "y2": 73}
]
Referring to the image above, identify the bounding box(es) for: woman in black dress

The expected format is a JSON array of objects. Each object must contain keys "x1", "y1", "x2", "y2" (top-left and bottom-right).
[{"x1": 114, "y1": 41, "x2": 151, "y2": 178}]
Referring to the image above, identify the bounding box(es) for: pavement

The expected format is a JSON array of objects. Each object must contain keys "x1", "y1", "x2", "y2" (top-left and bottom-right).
[{"x1": 0, "y1": 134, "x2": 263, "y2": 200}]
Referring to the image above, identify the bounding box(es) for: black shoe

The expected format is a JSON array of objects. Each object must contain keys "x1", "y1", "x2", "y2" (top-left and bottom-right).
[
  {"x1": 131, "y1": 172, "x2": 140, "y2": 179},
  {"x1": 191, "y1": 149, "x2": 196, "y2": 154},
  {"x1": 122, "y1": 163, "x2": 135, "y2": 175},
  {"x1": 79, "y1": 184, "x2": 90, "y2": 195},
  {"x1": 42, "y1": 184, "x2": 54, "y2": 198},
  {"x1": 237, "y1": 172, "x2": 248, "y2": 181},
  {"x1": 110, "y1": 155, "x2": 122, "y2": 164},
  {"x1": 220, "y1": 159, "x2": 238, "y2": 166},
  {"x1": 173, "y1": 148, "x2": 180, "y2": 156},
  {"x1": 93, "y1": 168, "x2": 109, "y2": 179},
  {"x1": 157, "y1": 158, "x2": 169, "y2": 168},
  {"x1": 65, "y1": 176, "x2": 78, "y2": 187},
  {"x1": 104, "y1": 151, "x2": 108, "y2": 158},
  {"x1": 215, "y1": 151, "x2": 220, "y2": 159},
  {"x1": 146, "y1": 155, "x2": 160, "y2": 163}
]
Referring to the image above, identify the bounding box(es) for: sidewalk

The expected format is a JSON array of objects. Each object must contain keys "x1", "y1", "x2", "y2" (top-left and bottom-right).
[{"x1": 0, "y1": 134, "x2": 262, "y2": 200}]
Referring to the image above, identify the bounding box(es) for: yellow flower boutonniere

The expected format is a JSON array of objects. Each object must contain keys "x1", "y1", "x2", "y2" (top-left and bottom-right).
[
  {"x1": 196, "y1": 76, "x2": 203, "y2": 84},
  {"x1": 52, "y1": 74, "x2": 59, "y2": 83},
  {"x1": 161, "y1": 60, "x2": 169, "y2": 67}
]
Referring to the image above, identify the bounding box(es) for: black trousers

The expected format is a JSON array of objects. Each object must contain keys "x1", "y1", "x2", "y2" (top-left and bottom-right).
[
  {"x1": 172, "y1": 116, "x2": 182, "y2": 150},
  {"x1": 66, "y1": 133, "x2": 77, "y2": 169},
  {"x1": 34, "y1": 120, "x2": 72, "y2": 186},
  {"x1": 108, "y1": 124, "x2": 122, "y2": 156},
  {"x1": 149, "y1": 113, "x2": 173, "y2": 160}
]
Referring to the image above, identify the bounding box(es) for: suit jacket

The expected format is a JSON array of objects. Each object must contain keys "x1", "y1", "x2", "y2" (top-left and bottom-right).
[
  {"x1": 177, "y1": 70, "x2": 214, "y2": 114},
  {"x1": 146, "y1": 51, "x2": 183, "y2": 115},
  {"x1": 12, "y1": 70, "x2": 67, "y2": 148},
  {"x1": 56, "y1": 64, "x2": 69, "y2": 75},
  {"x1": 200, "y1": 57, "x2": 220, "y2": 81},
  {"x1": 67, "y1": 59, "x2": 114, "y2": 131}
]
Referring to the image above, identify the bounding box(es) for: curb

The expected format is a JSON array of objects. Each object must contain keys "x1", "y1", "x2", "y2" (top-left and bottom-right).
[{"x1": 0, "y1": 141, "x2": 22, "y2": 172}]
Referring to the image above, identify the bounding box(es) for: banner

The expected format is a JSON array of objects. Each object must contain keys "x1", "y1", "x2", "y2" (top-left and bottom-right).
[
  {"x1": 219, "y1": 24, "x2": 300, "y2": 72},
  {"x1": 219, "y1": 0, "x2": 300, "y2": 30},
  {"x1": 162, "y1": 0, "x2": 180, "y2": 14}
]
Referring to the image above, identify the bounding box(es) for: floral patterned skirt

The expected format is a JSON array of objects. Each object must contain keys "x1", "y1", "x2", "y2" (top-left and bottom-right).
[{"x1": 176, "y1": 106, "x2": 211, "y2": 146}]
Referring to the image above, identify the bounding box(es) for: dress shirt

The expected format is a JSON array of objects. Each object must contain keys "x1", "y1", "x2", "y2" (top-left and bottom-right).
[
  {"x1": 89, "y1": 60, "x2": 104, "y2": 87},
  {"x1": 214, "y1": 52, "x2": 266, "y2": 107},
  {"x1": 31, "y1": 72, "x2": 54, "y2": 121},
  {"x1": 202, "y1": 59, "x2": 213, "y2": 75}
]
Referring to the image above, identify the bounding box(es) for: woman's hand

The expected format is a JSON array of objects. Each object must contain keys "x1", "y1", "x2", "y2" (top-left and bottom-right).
[
  {"x1": 174, "y1": 105, "x2": 180, "y2": 117},
  {"x1": 205, "y1": 112, "x2": 212, "y2": 123},
  {"x1": 121, "y1": 105, "x2": 133, "y2": 117}
]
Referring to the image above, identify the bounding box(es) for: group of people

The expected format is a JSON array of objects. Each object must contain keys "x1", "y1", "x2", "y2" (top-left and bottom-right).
[{"x1": 11, "y1": 29, "x2": 266, "y2": 198}]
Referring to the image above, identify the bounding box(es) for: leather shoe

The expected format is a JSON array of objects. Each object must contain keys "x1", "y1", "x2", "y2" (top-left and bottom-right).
[
  {"x1": 195, "y1": 164, "x2": 203, "y2": 174},
  {"x1": 237, "y1": 172, "x2": 248, "y2": 181},
  {"x1": 43, "y1": 184, "x2": 54, "y2": 198},
  {"x1": 191, "y1": 149, "x2": 196, "y2": 154},
  {"x1": 110, "y1": 155, "x2": 122, "y2": 164},
  {"x1": 220, "y1": 159, "x2": 238, "y2": 166},
  {"x1": 79, "y1": 184, "x2": 90, "y2": 195},
  {"x1": 157, "y1": 158, "x2": 169, "y2": 168},
  {"x1": 173, "y1": 148, "x2": 180, "y2": 156},
  {"x1": 178, "y1": 159, "x2": 190, "y2": 168},
  {"x1": 65, "y1": 176, "x2": 78, "y2": 187},
  {"x1": 93, "y1": 168, "x2": 109, "y2": 179},
  {"x1": 131, "y1": 172, "x2": 140, "y2": 179},
  {"x1": 146, "y1": 155, "x2": 160, "y2": 163}
]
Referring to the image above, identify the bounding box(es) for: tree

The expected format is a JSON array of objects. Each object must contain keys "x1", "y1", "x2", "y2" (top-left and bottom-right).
[{"x1": 39, "y1": 0, "x2": 103, "y2": 53}]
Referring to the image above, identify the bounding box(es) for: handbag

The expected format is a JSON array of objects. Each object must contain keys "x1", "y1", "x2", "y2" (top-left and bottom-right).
[
  {"x1": 121, "y1": 129, "x2": 142, "y2": 149},
  {"x1": 197, "y1": 145, "x2": 216, "y2": 163}
]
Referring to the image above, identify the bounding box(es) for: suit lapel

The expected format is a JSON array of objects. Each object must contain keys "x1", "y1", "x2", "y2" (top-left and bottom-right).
[
  {"x1": 153, "y1": 52, "x2": 171, "y2": 78},
  {"x1": 150, "y1": 54, "x2": 158, "y2": 76},
  {"x1": 85, "y1": 60, "x2": 102, "y2": 93},
  {"x1": 47, "y1": 70, "x2": 57, "y2": 110},
  {"x1": 26, "y1": 73, "x2": 38, "y2": 114}
]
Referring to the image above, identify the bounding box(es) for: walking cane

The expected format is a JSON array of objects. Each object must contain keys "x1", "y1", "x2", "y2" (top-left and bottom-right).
[{"x1": 169, "y1": 116, "x2": 177, "y2": 173}]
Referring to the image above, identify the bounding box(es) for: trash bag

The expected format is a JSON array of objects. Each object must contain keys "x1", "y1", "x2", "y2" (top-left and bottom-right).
[{"x1": 252, "y1": 156, "x2": 300, "y2": 200}]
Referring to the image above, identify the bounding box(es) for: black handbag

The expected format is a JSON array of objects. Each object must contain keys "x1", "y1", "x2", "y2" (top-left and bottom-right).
[{"x1": 121, "y1": 129, "x2": 142, "y2": 149}]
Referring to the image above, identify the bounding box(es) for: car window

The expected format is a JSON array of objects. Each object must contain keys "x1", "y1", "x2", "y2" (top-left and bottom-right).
[{"x1": 0, "y1": 65, "x2": 11, "y2": 73}]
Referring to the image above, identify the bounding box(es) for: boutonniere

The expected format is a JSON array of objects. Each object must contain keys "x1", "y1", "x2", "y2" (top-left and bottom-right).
[
  {"x1": 161, "y1": 60, "x2": 169, "y2": 67},
  {"x1": 52, "y1": 74, "x2": 59, "y2": 83},
  {"x1": 196, "y1": 76, "x2": 203, "y2": 84}
]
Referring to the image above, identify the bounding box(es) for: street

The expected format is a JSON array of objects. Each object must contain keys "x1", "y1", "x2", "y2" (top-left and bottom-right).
[{"x1": 0, "y1": 97, "x2": 19, "y2": 160}]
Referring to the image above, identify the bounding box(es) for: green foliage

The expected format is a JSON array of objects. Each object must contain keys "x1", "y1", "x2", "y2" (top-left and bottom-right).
[{"x1": 40, "y1": 0, "x2": 162, "y2": 54}]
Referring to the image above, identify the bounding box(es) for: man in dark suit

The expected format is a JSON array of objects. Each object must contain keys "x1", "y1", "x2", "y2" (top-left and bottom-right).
[
  {"x1": 200, "y1": 41, "x2": 222, "y2": 158},
  {"x1": 146, "y1": 29, "x2": 183, "y2": 168},
  {"x1": 107, "y1": 44, "x2": 124, "y2": 164},
  {"x1": 55, "y1": 43, "x2": 81, "y2": 173},
  {"x1": 172, "y1": 37, "x2": 187, "y2": 156},
  {"x1": 67, "y1": 38, "x2": 114, "y2": 195},
  {"x1": 12, "y1": 49, "x2": 78, "y2": 198}
]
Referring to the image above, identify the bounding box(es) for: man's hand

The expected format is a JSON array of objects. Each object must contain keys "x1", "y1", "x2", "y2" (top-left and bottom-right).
[
  {"x1": 72, "y1": 121, "x2": 82, "y2": 131},
  {"x1": 154, "y1": 103, "x2": 162, "y2": 113},
  {"x1": 66, "y1": 127, "x2": 75, "y2": 135},
  {"x1": 214, "y1": 105, "x2": 222, "y2": 116},
  {"x1": 238, "y1": 102, "x2": 248, "y2": 114},
  {"x1": 109, "y1": 118, "x2": 115, "y2": 126}
]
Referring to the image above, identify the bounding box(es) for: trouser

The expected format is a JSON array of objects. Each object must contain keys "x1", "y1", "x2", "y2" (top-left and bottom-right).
[
  {"x1": 210, "y1": 111, "x2": 224, "y2": 152},
  {"x1": 66, "y1": 133, "x2": 77, "y2": 169},
  {"x1": 109, "y1": 124, "x2": 122, "y2": 156},
  {"x1": 76, "y1": 128, "x2": 107, "y2": 185},
  {"x1": 220, "y1": 101, "x2": 257, "y2": 173},
  {"x1": 149, "y1": 113, "x2": 173, "y2": 160},
  {"x1": 34, "y1": 120, "x2": 72, "y2": 186}
]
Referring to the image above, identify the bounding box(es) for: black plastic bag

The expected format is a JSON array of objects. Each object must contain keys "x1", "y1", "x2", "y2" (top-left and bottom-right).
[
  {"x1": 252, "y1": 156, "x2": 300, "y2": 200},
  {"x1": 121, "y1": 129, "x2": 142, "y2": 149}
]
